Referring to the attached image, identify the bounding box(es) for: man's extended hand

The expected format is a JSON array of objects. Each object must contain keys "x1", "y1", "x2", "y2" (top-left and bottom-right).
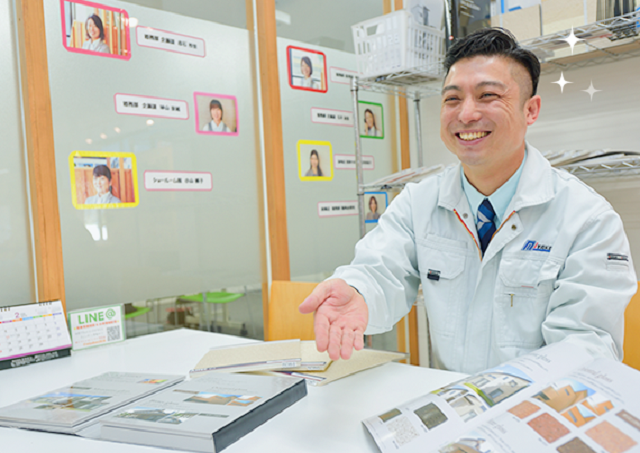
[{"x1": 298, "y1": 278, "x2": 368, "y2": 361}]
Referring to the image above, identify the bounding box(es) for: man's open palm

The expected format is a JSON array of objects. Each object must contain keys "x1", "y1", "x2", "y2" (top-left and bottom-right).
[{"x1": 299, "y1": 279, "x2": 368, "y2": 360}]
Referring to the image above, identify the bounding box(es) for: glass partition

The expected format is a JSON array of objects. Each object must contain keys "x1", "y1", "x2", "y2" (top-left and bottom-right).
[
  {"x1": 42, "y1": 0, "x2": 264, "y2": 338},
  {"x1": 0, "y1": 0, "x2": 36, "y2": 307},
  {"x1": 276, "y1": 2, "x2": 397, "y2": 351}
]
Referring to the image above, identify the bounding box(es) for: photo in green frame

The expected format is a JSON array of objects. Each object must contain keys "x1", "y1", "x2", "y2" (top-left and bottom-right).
[{"x1": 358, "y1": 101, "x2": 384, "y2": 139}]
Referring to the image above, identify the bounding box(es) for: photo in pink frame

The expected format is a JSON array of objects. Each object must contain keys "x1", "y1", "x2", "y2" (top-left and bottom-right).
[
  {"x1": 194, "y1": 92, "x2": 239, "y2": 136},
  {"x1": 60, "y1": 0, "x2": 131, "y2": 60}
]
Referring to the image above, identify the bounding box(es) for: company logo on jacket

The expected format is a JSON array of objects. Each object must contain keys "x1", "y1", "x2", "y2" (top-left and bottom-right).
[{"x1": 522, "y1": 240, "x2": 551, "y2": 252}]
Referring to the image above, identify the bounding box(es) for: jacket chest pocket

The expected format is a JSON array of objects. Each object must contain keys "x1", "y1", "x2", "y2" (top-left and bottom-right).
[
  {"x1": 417, "y1": 239, "x2": 467, "y2": 338},
  {"x1": 494, "y1": 256, "x2": 561, "y2": 348}
]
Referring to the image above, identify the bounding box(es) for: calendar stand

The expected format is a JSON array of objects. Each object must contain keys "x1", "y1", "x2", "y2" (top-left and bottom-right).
[{"x1": 0, "y1": 300, "x2": 72, "y2": 371}]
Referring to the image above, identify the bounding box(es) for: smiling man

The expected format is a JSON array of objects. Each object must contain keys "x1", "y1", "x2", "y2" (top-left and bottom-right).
[{"x1": 299, "y1": 28, "x2": 637, "y2": 374}]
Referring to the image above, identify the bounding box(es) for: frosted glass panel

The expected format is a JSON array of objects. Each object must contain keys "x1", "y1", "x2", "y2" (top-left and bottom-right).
[
  {"x1": 275, "y1": 0, "x2": 384, "y2": 53},
  {"x1": 278, "y1": 38, "x2": 395, "y2": 281},
  {"x1": 43, "y1": 0, "x2": 263, "y2": 310},
  {"x1": 0, "y1": 0, "x2": 35, "y2": 307}
]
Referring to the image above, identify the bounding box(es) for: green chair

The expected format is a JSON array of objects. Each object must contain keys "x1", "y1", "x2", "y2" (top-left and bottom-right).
[
  {"x1": 124, "y1": 306, "x2": 151, "y2": 320},
  {"x1": 124, "y1": 305, "x2": 152, "y2": 337},
  {"x1": 177, "y1": 291, "x2": 251, "y2": 336}
]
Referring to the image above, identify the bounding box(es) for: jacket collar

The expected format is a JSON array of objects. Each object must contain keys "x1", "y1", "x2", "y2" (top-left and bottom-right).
[{"x1": 438, "y1": 142, "x2": 554, "y2": 213}]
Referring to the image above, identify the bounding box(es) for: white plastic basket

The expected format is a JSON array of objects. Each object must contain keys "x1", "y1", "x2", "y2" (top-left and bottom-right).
[{"x1": 351, "y1": 9, "x2": 445, "y2": 80}]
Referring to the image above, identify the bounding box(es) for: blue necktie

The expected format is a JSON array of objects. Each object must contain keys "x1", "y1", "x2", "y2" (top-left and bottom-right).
[{"x1": 477, "y1": 199, "x2": 497, "y2": 255}]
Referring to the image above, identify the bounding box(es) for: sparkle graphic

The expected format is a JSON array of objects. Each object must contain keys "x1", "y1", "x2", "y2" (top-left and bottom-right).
[
  {"x1": 552, "y1": 72, "x2": 573, "y2": 93},
  {"x1": 582, "y1": 81, "x2": 601, "y2": 101},
  {"x1": 562, "y1": 27, "x2": 583, "y2": 54}
]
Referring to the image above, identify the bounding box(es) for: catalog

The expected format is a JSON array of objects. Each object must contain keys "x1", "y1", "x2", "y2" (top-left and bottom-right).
[
  {"x1": 99, "y1": 371, "x2": 307, "y2": 453},
  {"x1": 0, "y1": 372, "x2": 183, "y2": 434},
  {"x1": 364, "y1": 342, "x2": 640, "y2": 453}
]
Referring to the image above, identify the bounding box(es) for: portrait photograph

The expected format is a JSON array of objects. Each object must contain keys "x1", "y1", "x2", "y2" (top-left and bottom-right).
[
  {"x1": 69, "y1": 151, "x2": 139, "y2": 210},
  {"x1": 359, "y1": 101, "x2": 384, "y2": 139},
  {"x1": 287, "y1": 46, "x2": 328, "y2": 93},
  {"x1": 61, "y1": 0, "x2": 131, "y2": 60},
  {"x1": 364, "y1": 192, "x2": 388, "y2": 223},
  {"x1": 194, "y1": 92, "x2": 239, "y2": 136},
  {"x1": 298, "y1": 140, "x2": 333, "y2": 181}
]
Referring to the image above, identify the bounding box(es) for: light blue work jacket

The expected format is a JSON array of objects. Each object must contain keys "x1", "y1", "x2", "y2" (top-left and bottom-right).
[{"x1": 332, "y1": 144, "x2": 637, "y2": 374}]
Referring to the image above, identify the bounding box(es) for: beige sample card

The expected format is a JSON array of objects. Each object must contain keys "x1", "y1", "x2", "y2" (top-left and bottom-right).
[{"x1": 190, "y1": 340, "x2": 302, "y2": 377}]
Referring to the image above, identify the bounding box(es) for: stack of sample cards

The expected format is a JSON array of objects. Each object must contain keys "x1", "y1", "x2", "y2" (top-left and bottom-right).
[
  {"x1": 259, "y1": 346, "x2": 408, "y2": 386},
  {"x1": 189, "y1": 339, "x2": 407, "y2": 387},
  {"x1": 0, "y1": 372, "x2": 183, "y2": 434},
  {"x1": 189, "y1": 339, "x2": 322, "y2": 377}
]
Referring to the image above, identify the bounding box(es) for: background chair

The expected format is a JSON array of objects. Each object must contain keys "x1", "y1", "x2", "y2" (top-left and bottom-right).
[
  {"x1": 178, "y1": 291, "x2": 251, "y2": 336},
  {"x1": 267, "y1": 281, "x2": 318, "y2": 341},
  {"x1": 623, "y1": 282, "x2": 640, "y2": 370}
]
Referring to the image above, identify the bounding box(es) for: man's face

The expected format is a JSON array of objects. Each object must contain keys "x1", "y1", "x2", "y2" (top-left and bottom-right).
[
  {"x1": 93, "y1": 175, "x2": 111, "y2": 195},
  {"x1": 440, "y1": 55, "x2": 539, "y2": 171}
]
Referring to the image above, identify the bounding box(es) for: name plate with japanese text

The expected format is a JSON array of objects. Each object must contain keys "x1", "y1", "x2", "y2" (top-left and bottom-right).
[{"x1": 144, "y1": 171, "x2": 213, "y2": 191}]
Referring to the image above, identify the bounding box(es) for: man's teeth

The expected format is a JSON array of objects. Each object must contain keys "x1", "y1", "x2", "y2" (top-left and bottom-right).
[{"x1": 458, "y1": 131, "x2": 489, "y2": 141}]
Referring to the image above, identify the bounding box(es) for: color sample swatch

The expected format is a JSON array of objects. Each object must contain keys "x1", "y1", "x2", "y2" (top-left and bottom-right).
[
  {"x1": 528, "y1": 413, "x2": 570, "y2": 443},
  {"x1": 509, "y1": 400, "x2": 540, "y2": 419},
  {"x1": 557, "y1": 437, "x2": 596, "y2": 453},
  {"x1": 586, "y1": 421, "x2": 637, "y2": 453}
]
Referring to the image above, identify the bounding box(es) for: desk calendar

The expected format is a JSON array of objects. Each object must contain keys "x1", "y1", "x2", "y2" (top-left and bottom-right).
[{"x1": 0, "y1": 301, "x2": 72, "y2": 370}]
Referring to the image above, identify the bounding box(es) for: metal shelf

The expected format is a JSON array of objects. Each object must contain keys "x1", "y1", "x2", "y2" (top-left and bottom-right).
[
  {"x1": 558, "y1": 154, "x2": 640, "y2": 180},
  {"x1": 354, "y1": 9, "x2": 640, "y2": 95},
  {"x1": 520, "y1": 9, "x2": 640, "y2": 74},
  {"x1": 356, "y1": 66, "x2": 443, "y2": 99},
  {"x1": 350, "y1": 11, "x2": 640, "y2": 236},
  {"x1": 362, "y1": 164, "x2": 447, "y2": 191}
]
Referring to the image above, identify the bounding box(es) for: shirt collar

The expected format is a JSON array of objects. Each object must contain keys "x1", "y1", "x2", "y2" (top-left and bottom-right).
[{"x1": 461, "y1": 149, "x2": 527, "y2": 226}]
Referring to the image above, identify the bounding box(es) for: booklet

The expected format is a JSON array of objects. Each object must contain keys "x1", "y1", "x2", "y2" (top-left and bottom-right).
[
  {"x1": 0, "y1": 372, "x2": 183, "y2": 434},
  {"x1": 363, "y1": 342, "x2": 640, "y2": 453},
  {"x1": 99, "y1": 371, "x2": 307, "y2": 453}
]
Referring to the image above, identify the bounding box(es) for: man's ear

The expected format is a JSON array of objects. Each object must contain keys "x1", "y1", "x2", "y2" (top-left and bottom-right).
[{"x1": 525, "y1": 95, "x2": 541, "y2": 126}]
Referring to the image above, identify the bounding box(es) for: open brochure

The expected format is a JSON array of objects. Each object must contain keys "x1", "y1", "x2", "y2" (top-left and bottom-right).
[
  {"x1": 364, "y1": 342, "x2": 640, "y2": 453},
  {"x1": 0, "y1": 372, "x2": 183, "y2": 434}
]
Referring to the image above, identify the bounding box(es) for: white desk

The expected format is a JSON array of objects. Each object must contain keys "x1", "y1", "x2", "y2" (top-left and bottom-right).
[{"x1": 1, "y1": 329, "x2": 465, "y2": 453}]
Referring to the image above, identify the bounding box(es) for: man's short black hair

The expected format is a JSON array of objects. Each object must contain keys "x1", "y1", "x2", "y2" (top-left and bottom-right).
[{"x1": 443, "y1": 28, "x2": 541, "y2": 98}]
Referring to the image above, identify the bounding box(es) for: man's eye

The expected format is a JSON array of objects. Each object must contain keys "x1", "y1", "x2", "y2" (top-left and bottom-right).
[
  {"x1": 481, "y1": 93, "x2": 496, "y2": 98},
  {"x1": 445, "y1": 97, "x2": 459, "y2": 102}
]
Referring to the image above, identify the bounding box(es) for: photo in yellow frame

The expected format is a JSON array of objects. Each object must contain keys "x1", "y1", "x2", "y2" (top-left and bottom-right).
[
  {"x1": 69, "y1": 151, "x2": 139, "y2": 210},
  {"x1": 297, "y1": 140, "x2": 333, "y2": 181}
]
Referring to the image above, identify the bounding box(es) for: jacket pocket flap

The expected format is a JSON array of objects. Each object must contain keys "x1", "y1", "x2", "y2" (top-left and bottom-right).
[
  {"x1": 419, "y1": 248, "x2": 466, "y2": 280},
  {"x1": 537, "y1": 258, "x2": 562, "y2": 284},
  {"x1": 499, "y1": 257, "x2": 546, "y2": 288}
]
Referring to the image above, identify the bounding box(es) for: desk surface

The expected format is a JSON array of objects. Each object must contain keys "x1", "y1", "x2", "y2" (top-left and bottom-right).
[{"x1": 0, "y1": 329, "x2": 465, "y2": 453}]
